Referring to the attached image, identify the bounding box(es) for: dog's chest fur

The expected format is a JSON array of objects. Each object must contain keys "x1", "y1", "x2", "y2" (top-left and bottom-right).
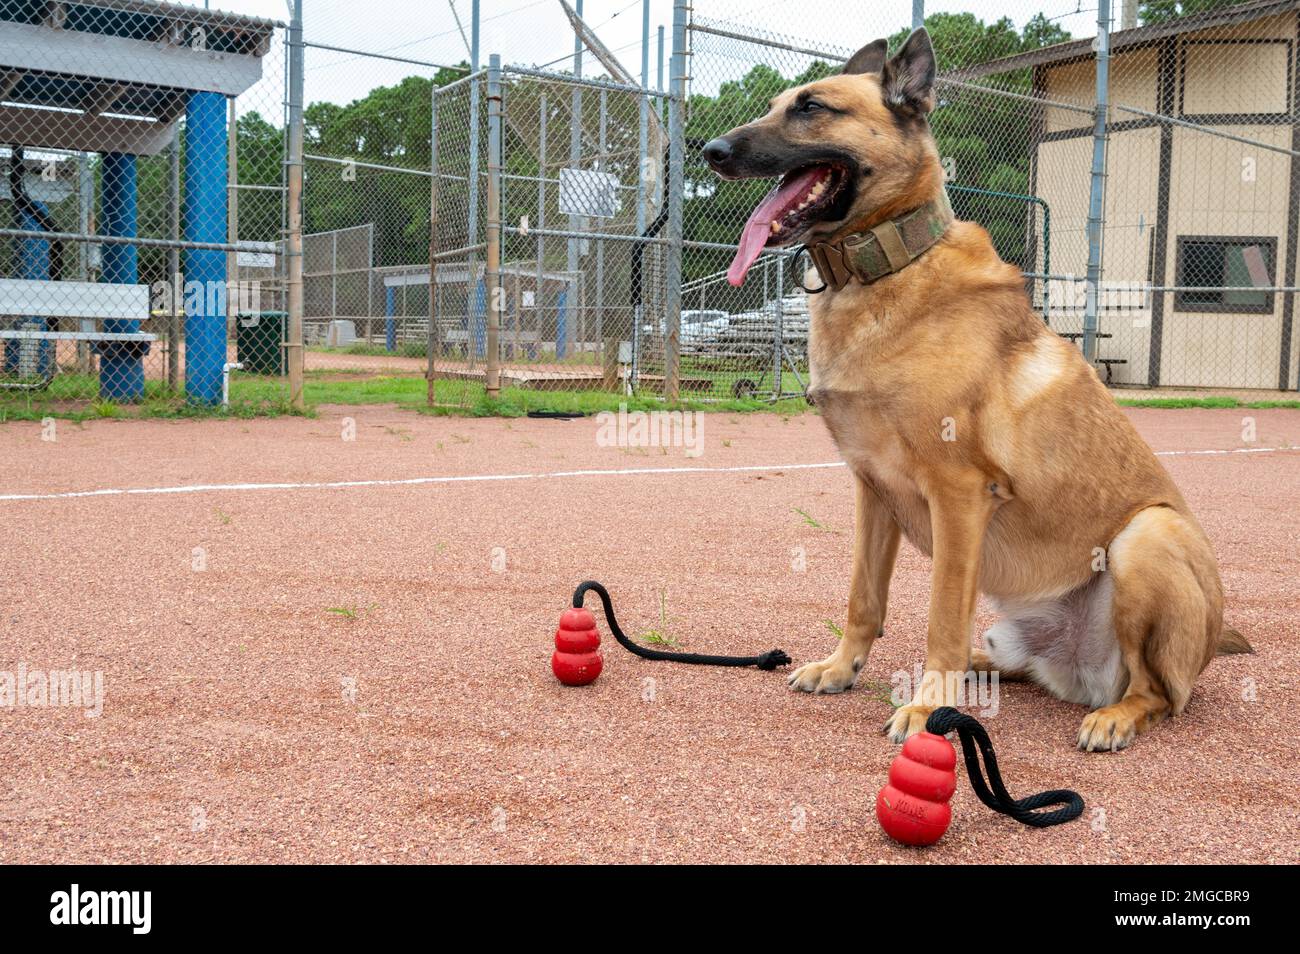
[{"x1": 806, "y1": 288, "x2": 937, "y2": 553}]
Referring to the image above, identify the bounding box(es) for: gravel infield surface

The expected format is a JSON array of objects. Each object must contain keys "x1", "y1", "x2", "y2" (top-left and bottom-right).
[{"x1": 0, "y1": 406, "x2": 1296, "y2": 864}]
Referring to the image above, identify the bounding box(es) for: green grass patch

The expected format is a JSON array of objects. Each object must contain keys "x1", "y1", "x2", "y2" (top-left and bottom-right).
[
  {"x1": 638, "y1": 590, "x2": 681, "y2": 648},
  {"x1": 325, "y1": 603, "x2": 375, "y2": 620},
  {"x1": 0, "y1": 373, "x2": 301, "y2": 422},
  {"x1": 1, "y1": 368, "x2": 813, "y2": 422},
  {"x1": 1116, "y1": 396, "x2": 1300, "y2": 409},
  {"x1": 793, "y1": 507, "x2": 834, "y2": 532},
  {"x1": 11, "y1": 359, "x2": 1295, "y2": 424}
]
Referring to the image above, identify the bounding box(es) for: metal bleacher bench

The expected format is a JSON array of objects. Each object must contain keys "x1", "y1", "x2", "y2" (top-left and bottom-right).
[
  {"x1": 1059, "y1": 331, "x2": 1128, "y2": 383},
  {"x1": 0, "y1": 277, "x2": 156, "y2": 361}
]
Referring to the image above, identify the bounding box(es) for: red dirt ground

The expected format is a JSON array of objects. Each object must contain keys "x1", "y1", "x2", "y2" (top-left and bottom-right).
[{"x1": 0, "y1": 406, "x2": 1296, "y2": 864}]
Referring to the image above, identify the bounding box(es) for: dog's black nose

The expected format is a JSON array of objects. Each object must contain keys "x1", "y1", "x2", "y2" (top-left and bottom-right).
[{"x1": 702, "y1": 137, "x2": 732, "y2": 168}]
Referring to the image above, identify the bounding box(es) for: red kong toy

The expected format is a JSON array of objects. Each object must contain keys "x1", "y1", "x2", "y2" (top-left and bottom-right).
[
  {"x1": 876, "y1": 707, "x2": 1085, "y2": 846},
  {"x1": 552, "y1": 607, "x2": 603, "y2": 686},
  {"x1": 875, "y1": 731, "x2": 957, "y2": 846}
]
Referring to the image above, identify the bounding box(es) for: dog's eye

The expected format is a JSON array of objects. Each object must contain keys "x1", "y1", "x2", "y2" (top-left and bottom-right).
[{"x1": 800, "y1": 100, "x2": 825, "y2": 113}]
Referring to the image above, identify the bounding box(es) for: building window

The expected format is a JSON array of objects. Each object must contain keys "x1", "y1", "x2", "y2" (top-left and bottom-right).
[{"x1": 1174, "y1": 236, "x2": 1276, "y2": 314}]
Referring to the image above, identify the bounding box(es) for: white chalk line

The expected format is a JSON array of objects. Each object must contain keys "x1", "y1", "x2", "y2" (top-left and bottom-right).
[
  {"x1": 0, "y1": 445, "x2": 1294, "y2": 503},
  {"x1": 0, "y1": 460, "x2": 846, "y2": 502}
]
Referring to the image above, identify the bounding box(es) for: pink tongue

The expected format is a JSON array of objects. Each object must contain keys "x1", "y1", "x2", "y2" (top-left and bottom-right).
[{"x1": 726, "y1": 167, "x2": 825, "y2": 287}]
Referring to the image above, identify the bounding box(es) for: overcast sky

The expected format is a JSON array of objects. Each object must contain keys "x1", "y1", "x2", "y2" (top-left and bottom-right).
[{"x1": 223, "y1": 0, "x2": 1102, "y2": 107}]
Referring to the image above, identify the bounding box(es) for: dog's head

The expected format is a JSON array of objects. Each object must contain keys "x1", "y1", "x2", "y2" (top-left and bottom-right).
[{"x1": 704, "y1": 29, "x2": 944, "y2": 286}]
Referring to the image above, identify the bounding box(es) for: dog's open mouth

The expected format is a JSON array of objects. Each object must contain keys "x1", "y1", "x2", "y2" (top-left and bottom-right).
[{"x1": 727, "y1": 163, "x2": 848, "y2": 287}]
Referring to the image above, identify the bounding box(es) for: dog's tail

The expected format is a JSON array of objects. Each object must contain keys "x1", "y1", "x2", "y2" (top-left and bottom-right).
[{"x1": 1217, "y1": 626, "x2": 1254, "y2": 656}]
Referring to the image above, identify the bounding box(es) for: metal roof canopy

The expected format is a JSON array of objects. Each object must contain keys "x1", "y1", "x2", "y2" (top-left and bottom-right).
[{"x1": 0, "y1": 0, "x2": 282, "y2": 156}]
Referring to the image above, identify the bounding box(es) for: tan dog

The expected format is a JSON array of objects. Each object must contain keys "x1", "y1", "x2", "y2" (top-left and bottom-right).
[{"x1": 703, "y1": 29, "x2": 1251, "y2": 751}]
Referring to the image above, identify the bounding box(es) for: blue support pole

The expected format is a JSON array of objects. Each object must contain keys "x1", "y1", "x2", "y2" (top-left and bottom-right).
[
  {"x1": 4, "y1": 206, "x2": 53, "y2": 376},
  {"x1": 100, "y1": 152, "x2": 145, "y2": 400},
  {"x1": 183, "y1": 91, "x2": 229, "y2": 405},
  {"x1": 385, "y1": 286, "x2": 397, "y2": 352}
]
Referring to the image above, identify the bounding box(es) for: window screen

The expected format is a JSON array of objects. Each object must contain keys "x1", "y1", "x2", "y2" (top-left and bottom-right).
[{"x1": 1174, "y1": 237, "x2": 1276, "y2": 313}]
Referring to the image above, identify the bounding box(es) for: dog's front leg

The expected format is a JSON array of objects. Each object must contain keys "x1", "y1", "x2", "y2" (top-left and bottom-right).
[
  {"x1": 789, "y1": 476, "x2": 900, "y2": 694},
  {"x1": 884, "y1": 474, "x2": 992, "y2": 742}
]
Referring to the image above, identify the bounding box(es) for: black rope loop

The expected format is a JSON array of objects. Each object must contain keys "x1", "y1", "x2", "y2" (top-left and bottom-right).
[
  {"x1": 572, "y1": 581, "x2": 791, "y2": 671},
  {"x1": 925, "y1": 707, "x2": 1084, "y2": 828}
]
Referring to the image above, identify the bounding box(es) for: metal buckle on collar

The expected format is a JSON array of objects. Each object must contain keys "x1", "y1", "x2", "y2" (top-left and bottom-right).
[
  {"x1": 792, "y1": 246, "x2": 828, "y2": 294},
  {"x1": 806, "y1": 242, "x2": 854, "y2": 291}
]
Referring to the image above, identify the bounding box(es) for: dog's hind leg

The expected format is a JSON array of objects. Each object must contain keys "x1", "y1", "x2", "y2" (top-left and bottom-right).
[
  {"x1": 1077, "y1": 506, "x2": 1222, "y2": 752},
  {"x1": 969, "y1": 646, "x2": 1027, "y2": 681},
  {"x1": 789, "y1": 476, "x2": 900, "y2": 694}
]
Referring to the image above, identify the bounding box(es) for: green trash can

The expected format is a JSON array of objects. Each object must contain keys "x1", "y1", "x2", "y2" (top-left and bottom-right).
[{"x1": 235, "y1": 311, "x2": 287, "y2": 375}]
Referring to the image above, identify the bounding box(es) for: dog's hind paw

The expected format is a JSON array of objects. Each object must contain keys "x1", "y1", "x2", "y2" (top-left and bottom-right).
[{"x1": 1077, "y1": 706, "x2": 1137, "y2": 752}]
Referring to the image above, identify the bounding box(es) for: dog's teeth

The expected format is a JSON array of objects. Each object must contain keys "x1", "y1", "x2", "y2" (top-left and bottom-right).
[{"x1": 770, "y1": 221, "x2": 781, "y2": 234}]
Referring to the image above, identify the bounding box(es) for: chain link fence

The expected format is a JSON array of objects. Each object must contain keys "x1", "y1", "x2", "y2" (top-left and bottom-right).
[
  {"x1": 0, "y1": 0, "x2": 289, "y2": 414},
  {"x1": 687, "y1": 0, "x2": 1300, "y2": 394},
  {"x1": 7, "y1": 0, "x2": 1298, "y2": 418}
]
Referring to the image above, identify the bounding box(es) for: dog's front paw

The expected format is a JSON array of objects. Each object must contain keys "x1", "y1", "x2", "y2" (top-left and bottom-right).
[
  {"x1": 1077, "y1": 706, "x2": 1137, "y2": 752},
  {"x1": 883, "y1": 704, "x2": 934, "y2": 743},
  {"x1": 787, "y1": 656, "x2": 861, "y2": 694}
]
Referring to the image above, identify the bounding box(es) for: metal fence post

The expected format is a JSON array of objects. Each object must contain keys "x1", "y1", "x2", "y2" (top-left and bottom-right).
[
  {"x1": 330, "y1": 230, "x2": 338, "y2": 319},
  {"x1": 665, "y1": 0, "x2": 688, "y2": 402},
  {"x1": 637, "y1": 0, "x2": 650, "y2": 247},
  {"x1": 912, "y1": 0, "x2": 924, "y2": 30},
  {"x1": 774, "y1": 254, "x2": 784, "y2": 398},
  {"x1": 227, "y1": 96, "x2": 239, "y2": 318},
  {"x1": 466, "y1": 0, "x2": 482, "y2": 367},
  {"x1": 596, "y1": 88, "x2": 607, "y2": 353},
  {"x1": 286, "y1": 0, "x2": 306, "y2": 410},
  {"x1": 1082, "y1": 0, "x2": 1110, "y2": 367},
  {"x1": 167, "y1": 130, "x2": 181, "y2": 389},
  {"x1": 563, "y1": 0, "x2": 584, "y2": 361},
  {"x1": 485, "y1": 53, "x2": 503, "y2": 398},
  {"x1": 427, "y1": 81, "x2": 440, "y2": 405},
  {"x1": 537, "y1": 90, "x2": 547, "y2": 362}
]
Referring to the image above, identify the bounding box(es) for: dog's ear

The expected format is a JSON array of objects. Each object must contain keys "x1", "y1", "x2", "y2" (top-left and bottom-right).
[
  {"x1": 882, "y1": 28, "x2": 937, "y2": 114},
  {"x1": 842, "y1": 39, "x2": 888, "y2": 76}
]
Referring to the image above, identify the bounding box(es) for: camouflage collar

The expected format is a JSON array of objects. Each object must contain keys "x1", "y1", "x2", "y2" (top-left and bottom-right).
[{"x1": 804, "y1": 191, "x2": 954, "y2": 291}]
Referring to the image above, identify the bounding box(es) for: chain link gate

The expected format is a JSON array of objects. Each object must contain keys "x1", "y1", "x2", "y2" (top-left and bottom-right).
[
  {"x1": 0, "y1": 0, "x2": 291, "y2": 415},
  {"x1": 430, "y1": 62, "x2": 686, "y2": 407}
]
